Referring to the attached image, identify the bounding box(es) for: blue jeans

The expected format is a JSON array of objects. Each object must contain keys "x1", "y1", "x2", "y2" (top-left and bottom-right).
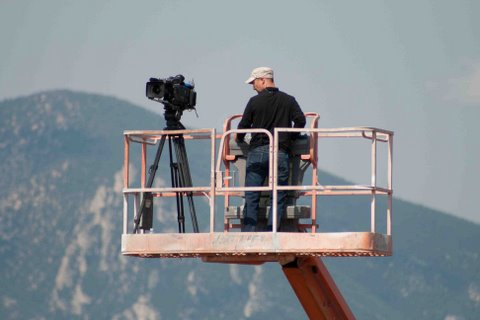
[{"x1": 242, "y1": 144, "x2": 289, "y2": 231}]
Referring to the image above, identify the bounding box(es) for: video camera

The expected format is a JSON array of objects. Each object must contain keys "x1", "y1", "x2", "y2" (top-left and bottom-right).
[{"x1": 146, "y1": 74, "x2": 196, "y2": 110}]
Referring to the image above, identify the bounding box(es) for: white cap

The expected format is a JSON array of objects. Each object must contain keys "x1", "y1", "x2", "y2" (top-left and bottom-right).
[{"x1": 245, "y1": 67, "x2": 274, "y2": 84}]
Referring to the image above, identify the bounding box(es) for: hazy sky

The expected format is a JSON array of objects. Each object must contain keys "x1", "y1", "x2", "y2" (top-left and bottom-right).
[{"x1": 1, "y1": 0, "x2": 479, "y2": 224}]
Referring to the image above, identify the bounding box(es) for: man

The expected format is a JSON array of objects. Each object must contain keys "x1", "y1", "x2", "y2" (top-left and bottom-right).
[{"x1": 236, "y1": 67, "x2": 306, "y2": 231}]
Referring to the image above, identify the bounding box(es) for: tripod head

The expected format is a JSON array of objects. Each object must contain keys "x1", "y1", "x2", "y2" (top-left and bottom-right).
[{"x1": 161, "y1": 101, "x2": 186, "y2": 130}]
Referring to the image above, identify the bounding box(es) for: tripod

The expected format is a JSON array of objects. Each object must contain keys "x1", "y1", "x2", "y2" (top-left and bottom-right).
[{"x1": 133, "y1": 107, "x2": 199, "y2": 234}]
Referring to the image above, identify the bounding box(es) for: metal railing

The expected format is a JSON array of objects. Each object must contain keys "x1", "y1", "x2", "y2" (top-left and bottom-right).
[
  {"x1": 123, "y1": 128, "x2": 217, "y2": 233},
  {"x1": 122, "y1": 124, "x2": 393, "y2": 236},
  {"x1": 215, "y1": 126, "x2": 393, "y2": 234}
]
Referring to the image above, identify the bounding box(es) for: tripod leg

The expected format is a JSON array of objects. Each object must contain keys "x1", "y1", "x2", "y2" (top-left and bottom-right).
[
  {"x1": 134, "y1": 135, "x2": 167, "y2": 233},
  {"x1": 173, "y1": 135, "x2": 199, "y2": 233},
  {"x1": 168, "y1": 139, "x2": 186, "y2": 233},
  {"x1": 134, "y1": 129, "x2": 199, "y2": 234}
]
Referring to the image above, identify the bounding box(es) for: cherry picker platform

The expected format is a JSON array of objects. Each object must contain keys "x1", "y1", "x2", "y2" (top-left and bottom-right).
[{"x1": 121, "y1": 113, "x2": 393, "y2": 319}]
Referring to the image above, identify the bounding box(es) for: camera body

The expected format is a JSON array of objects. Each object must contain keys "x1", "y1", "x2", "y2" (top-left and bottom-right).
[{"x1": 146, "y1": 74, "x2": 196, "y2": 110}]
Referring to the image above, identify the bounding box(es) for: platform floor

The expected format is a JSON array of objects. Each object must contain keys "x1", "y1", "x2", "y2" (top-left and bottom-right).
[{"x1": 122, "y1": 232, "x2": 391, "y2": 263}]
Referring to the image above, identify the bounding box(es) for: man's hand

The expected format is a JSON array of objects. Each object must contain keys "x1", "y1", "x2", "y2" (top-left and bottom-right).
[{"x1": 235, "y1": 133, "x2": 244, "y2": 143}]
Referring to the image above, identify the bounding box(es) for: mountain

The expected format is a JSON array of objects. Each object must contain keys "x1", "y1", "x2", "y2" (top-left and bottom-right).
[{"x1": 0, "y1": 90, "x2": 479, "y2": 319}]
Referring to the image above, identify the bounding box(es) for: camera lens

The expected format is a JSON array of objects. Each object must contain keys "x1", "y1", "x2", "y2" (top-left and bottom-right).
[{"x1": 153, "y1": 84, "x2": 162, "y2": 95}]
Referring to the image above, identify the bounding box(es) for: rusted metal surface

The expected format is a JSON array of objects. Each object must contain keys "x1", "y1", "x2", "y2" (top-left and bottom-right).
[
  {"x1": 282, "y1": 257, "x2": 356, "y2": 319},
  {"x1": 122, "y1": 232, "x2": 391, "y2": 260}
]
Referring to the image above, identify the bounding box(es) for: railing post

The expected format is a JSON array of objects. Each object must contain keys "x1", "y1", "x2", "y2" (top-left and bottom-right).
[
  {"x1": 123, "y1": 134, "x2": 130, "y2": 235},
  {"x1": 124, "y1": 135, "x2": 130, "y2": 189},
  {"x1": 141, "y1": 141, "x2": 147, "y2": 188},
  {"x1": 123, "y1": 194, "x2": 128, "y2": 235},
  {"x1": 210, "y1": 128, "x2": 216, "y2": 233},
  {"x1": 272, "y1": 129, "x2": 279, "y2": 233},
  {"x1": 370, "y1": 130, "x2": 377, "y2": 233},
  {"x1": 387, "y1": 134, "x2": 393, "y2": 236},
  {"x1": 311, "y1": 127, "x2": 318, "y2": 233}
]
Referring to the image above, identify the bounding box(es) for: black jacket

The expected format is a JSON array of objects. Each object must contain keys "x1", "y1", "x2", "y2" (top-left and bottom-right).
[{"x1": 237, "y1": 87, "x2": 306, "y2": 152}]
